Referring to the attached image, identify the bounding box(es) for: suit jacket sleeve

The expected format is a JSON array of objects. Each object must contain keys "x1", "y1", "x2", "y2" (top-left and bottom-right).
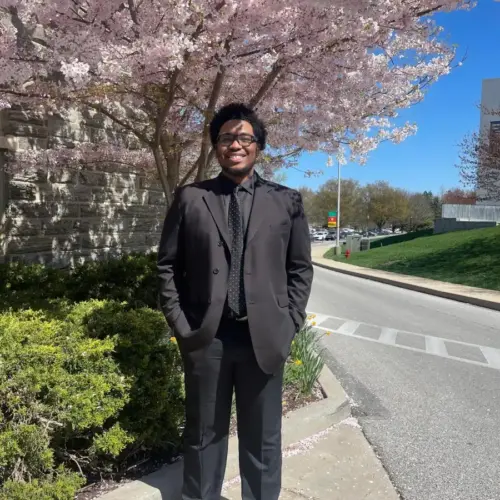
[
  {"x1": 157, "y1": 188, "x2": 191, "y2": 336},
  {"x1": 286, "y1": 190, "x2": 314, "y2": 332}
]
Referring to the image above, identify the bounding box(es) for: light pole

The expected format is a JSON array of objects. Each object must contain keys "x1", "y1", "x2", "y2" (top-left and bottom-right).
[{"x1": 335, "y1": 158, "x2": 341, "y2": 255}]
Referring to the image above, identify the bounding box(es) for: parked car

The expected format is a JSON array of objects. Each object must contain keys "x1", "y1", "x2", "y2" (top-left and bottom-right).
[
  {"x1": 314, "y1": 230, "x2": 329, "y2": 241},
  {"x1": 325, "y1": 231, "x2": 337, "y2": 241}
]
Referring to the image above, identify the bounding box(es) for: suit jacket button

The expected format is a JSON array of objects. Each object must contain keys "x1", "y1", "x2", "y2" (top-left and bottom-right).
[
  {"x1": 213, "y1": 268, "x2": 219, "y2": 274},
  {"x1": 208, "y1": 298, "x2": 212, "y2": 304},
  {"x1": 218, "y1": 240, "x2": 223, "y2": 246}
]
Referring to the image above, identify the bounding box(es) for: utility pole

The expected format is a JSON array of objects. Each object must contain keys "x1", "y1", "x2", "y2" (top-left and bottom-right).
[{"x1": 335, "y1": 159, "x2": 341, "y2": 256}]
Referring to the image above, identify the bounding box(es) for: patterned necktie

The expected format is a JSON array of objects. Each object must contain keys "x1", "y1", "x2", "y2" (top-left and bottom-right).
[{"x1": 227, "y1": 187, "x2": 245, "y2": 317}]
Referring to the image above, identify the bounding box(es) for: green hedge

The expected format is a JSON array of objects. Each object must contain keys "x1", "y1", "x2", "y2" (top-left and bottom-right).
[
  {"x1": 367, "y1": 229, "x2": 434, "y2": 249},
  {"x1": 0, "y1": 253, "x2": 158, "y2": 312},
  {"x1": 0, "y1": 300, "x2": 183, "y2": 499},
  {"x1": 0, "y1": 254, "x2": 322, "y2": 498}
]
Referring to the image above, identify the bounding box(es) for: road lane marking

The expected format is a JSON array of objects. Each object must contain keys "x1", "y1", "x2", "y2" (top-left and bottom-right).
[
  {"x1": 379, "y1": 328, "x2": 398, "y2": 345},
  {"x1": 307, "y1": 310, "x2": 500, "y2": 372},
  {"x1": 480, "y1": 347, "x2": 500, "y2": 369},
  {"x1": 337, "y1": 321, "x2": 361, "y2": 336},
  {"x1": 425, "y1": 336, "x2": 448, "y2": 357}
]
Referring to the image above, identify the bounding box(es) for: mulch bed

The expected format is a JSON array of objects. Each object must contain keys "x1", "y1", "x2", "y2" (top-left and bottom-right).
[{"x1": 76, "y1": 383, "x2": 324, "y2": 500}]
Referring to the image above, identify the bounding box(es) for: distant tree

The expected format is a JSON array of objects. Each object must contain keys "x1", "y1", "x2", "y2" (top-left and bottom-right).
[
  {"x1": 389, "y1": 189, "x2": 411, "y2": 232},
  {"x1": 310, "y1": 179, "x2": 365, "y2": 228},
  {"x1": 423, "y1": 190, "x2": 442, "y2": 220},
  {"x1": 457, "y1": 125, "x2": 500, "y2": 203},
  {"x1": 297, "y1": 186, "x2": 317, "y2": 224},
  {"x1": 407, "y1": 193, "x2": 434, "y2": 230},
  {"x1": 441, "y1": 187, "x2": 476, "y2": 205},
  {"x1": 364, "y1": 181, "x2": 409, "y2": 231}
]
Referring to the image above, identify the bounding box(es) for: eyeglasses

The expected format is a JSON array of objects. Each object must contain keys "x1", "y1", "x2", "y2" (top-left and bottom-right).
[{"x1": 216, "y1": 133, "x2": 257, "y2": 147}]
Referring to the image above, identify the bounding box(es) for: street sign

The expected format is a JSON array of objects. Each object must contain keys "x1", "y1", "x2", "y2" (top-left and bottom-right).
[{"x1": 327, "y1": 211, "x2": 337, "y2": 228}]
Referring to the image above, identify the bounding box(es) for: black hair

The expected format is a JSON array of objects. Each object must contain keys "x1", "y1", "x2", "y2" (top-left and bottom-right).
[{"x1": 209, "y1": 103, "x2": 267, "y2": 151}]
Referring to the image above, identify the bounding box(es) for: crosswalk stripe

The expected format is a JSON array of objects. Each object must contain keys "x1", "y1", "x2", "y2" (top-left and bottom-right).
[
  {"x1": 337, "y1": 321, "x2": 360, "y2": 336},
  {"x1": 425, "y1": 336, "x2": 448, "y2": 357},
  {"x1": 309, "y1": 310, "x2": 500, "y2": 371},
  {"x1": 480, "y1": 346, "x2": 500, "y2": 369},
  {"x1": 379, "y1": 328, "x2": 398, "y2": 345}
]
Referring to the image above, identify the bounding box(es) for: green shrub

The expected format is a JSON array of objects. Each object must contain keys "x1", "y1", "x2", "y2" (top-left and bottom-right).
[
  {"x1": 67, "y1": 253, "x2": 158, "y2": 308},
  {"x1": 0, "y1": 467, "x2": 85, "y2": 500},
  {"x1": 0, "y1": 253, "x2": 158, "y2": 312},
  {"x1": 0, "y1": 300, "x2": 184, "y2": 498},
  {"x1": 367, "y1": 229, "x2": 433, "y2": 250}
]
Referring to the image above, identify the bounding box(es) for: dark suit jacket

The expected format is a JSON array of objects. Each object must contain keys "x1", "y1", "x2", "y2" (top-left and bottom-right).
[{"x1": 157, "y1": 173, "x2": 313, "y2": 374}]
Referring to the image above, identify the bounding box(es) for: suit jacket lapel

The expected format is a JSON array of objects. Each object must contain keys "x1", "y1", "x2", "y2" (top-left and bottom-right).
[
  {"x1": 246, "y1": 174, "x2": 273, "y2": 246},
  {"x1": 202, "y1": 180, "x2": 231, "y2": 249}
]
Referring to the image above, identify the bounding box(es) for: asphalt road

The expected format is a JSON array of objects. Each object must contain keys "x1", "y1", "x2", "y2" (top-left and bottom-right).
[{"x1": 307, "y1": 261, "x2": 500, "y2": 500}]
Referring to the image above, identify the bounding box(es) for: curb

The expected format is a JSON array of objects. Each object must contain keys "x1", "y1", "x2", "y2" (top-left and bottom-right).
[
  {"x1": 313, "y1": 259, "x2": 500, "y2": 312},
  {"x1": 97, "y1": 364, "x2": 350, "y2": 500}
]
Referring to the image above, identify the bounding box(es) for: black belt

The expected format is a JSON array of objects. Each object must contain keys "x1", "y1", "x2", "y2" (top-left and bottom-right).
[{"x1": 223, "y1": 314, "x2": 248, "y2": 322}]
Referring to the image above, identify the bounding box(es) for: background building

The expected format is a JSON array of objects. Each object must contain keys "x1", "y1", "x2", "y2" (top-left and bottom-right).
[{"x1": 478, "y1": 78, "x2": 500, "y2": 205}]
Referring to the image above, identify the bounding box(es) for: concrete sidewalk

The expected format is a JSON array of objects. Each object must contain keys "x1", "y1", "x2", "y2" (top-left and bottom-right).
[
  {"x1": 311, "y1": 246, "x2": 500, "y2": 312},
  {"x1": 98, "y1": 365, "x2": 399, "y2": 500},
  {"x1": 222, "y1": 418, "x2": 399, "y2": 500}
]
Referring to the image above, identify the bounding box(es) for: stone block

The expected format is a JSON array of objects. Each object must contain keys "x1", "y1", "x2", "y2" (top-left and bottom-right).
[
  {"x1": 9, "y1": 182, "x2": 37, "y2": 201},
  {"x1": 11, "y1": 169, "x2": 48, "y2": 183},
  {"x1": 81, "y1": 231, "x2": 146, "y2": 250},
  {"x1": 3, "y1": 135, "x2": 48, "y2": 151},
  {"x1": 80, "y1": 203, "x2": 120, "y2": 218},
  {"x1": 86, "y1": 186, "x2": 144, "y2": 205},
  {"x1": 40, "y1": 218, "x2": 81, "y2": 236},
  {"x1": 48, "y1": 169, "x2": 78, "y2": 184},
  {"x1": 5, "y1": 235, "x2": 60, "y2": 254},
  {"x1": 48, "y1": 119, "x2": 92, "y2": 142},
  {"x1": 46, "y1": 184, "x2": 92, "y2": 203},
  {"x1": 3, "y1": 121, "x2": 48, "y2": 138},
  {"x1": 7, "y1": 106, "x2": 46, "y2": 125},
  {"x1": 78, "y1": 170, "x2": 107, "y2": 187},
  {"x1": 148, "y1": 190, "x2": 166, "y2": 205},
  {"x1": 95, "y1": 163, "x2": 141, "y2": 175},
  {"x1": 127, "y1": 218, "x2": 163, "y2": 233},
  {"x1": 108, "y1": 173, "x2": 139, "y2": 190},
  {"x1": 3, "y1": 216, "x2": 41, "y2": 237},
  {"x1": 145, "y1": 233, "x2": 162, "y2": 247},
  {"x1": 91, "y1": 219, "x2": 128, "y2": 233},
  {"x1": 7, "y1": 201, "x2": 79, "y2": 219},
  {"x1": 117, "y1": 204, "x2": 163, "y2": 218},
  {"x1": 139, "y1": 175, "x2": 163, "y2": 191}
]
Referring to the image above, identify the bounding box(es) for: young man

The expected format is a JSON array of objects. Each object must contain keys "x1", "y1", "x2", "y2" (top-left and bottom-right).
[{"x1": 157, "y1": 103, "x2": 313, "y2": 500}]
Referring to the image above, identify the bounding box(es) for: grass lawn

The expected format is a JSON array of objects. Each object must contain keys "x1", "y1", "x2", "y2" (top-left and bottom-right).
[{"x1": 324, "y1": 226, "x2": 500, "y2": 291}]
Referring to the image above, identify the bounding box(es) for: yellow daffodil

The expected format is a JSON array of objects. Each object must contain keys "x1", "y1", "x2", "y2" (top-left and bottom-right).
[
  {"x1": 169, "y1": 337, "x2": 177, "y2": 344},
  {"x1": 294, "y1": 359, "x2": 303, "y2": 366}
]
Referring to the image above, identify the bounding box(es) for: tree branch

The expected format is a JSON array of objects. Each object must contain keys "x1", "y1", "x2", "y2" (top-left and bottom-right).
[
  {"x1": 87, "y1": 102, "x2": 151, "y2": 145},
  {"x1": 249, "y1": 63, "x2": 284, "y2": 109},
  {"x1": 195, "y1": 67, "x2": 226, "y2": 181}
]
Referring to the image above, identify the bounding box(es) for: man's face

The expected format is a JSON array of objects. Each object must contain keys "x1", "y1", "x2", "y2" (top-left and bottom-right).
[{"x1": 215, "y1": 119, "x2": 259, "y2": 178}]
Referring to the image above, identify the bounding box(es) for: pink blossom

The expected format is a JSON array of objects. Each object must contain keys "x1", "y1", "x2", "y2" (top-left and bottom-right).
[{"x1": 0, "y1": 0, "x2": 472, "y2": 199}]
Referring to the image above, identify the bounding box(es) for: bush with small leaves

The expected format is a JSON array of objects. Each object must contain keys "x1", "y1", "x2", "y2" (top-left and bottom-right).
[{"x1": 0, "y1": 300, "x2": 184, "y2": 498}]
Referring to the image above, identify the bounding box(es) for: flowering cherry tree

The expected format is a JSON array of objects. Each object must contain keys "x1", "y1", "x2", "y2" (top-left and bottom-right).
[{"x1": 0, "y1": 0, "x2": 471, "y2": 205}]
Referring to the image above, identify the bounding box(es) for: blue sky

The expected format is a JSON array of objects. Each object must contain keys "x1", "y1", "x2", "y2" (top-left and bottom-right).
[{"x1": 283, "y1": 1, "x2": 500, "y2": 195}]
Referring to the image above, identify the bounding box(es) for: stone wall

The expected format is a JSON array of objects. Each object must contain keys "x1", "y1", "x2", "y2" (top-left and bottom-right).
[
  {"x1": 433, "y1": 218, "x2": 497, "y2": 235},
  {"x1": 0, "y1": 105, "x2": 166, "y2": 266}
]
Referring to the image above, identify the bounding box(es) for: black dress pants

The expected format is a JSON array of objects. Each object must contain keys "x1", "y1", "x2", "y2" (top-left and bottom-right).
[{"x1": 181, "y1": 318, "x2": 283, "y2": 500}]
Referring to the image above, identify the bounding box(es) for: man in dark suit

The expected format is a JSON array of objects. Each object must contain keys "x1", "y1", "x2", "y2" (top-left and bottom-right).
[{"x1": 158, "y1": 103, "x2": 313, "y2": 500}]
